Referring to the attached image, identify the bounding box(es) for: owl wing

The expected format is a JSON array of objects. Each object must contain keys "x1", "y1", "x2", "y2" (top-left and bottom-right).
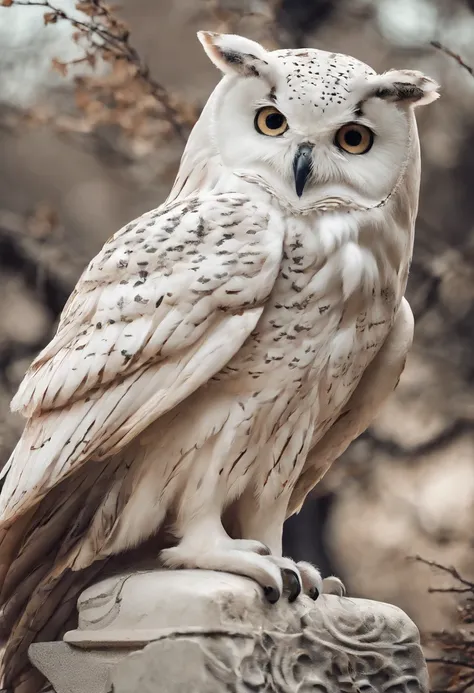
[
  {"x1": 0, "y1": 192, "x2": 284, "y2": 523},
  {"x1": 287, "y1": 298, "x2": 414, "y2": 516}
]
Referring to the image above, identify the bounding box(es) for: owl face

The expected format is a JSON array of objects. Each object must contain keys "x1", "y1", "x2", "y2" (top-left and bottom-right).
[{"x1": 198, "y1": 32, "x2": 439, "y2": 211}]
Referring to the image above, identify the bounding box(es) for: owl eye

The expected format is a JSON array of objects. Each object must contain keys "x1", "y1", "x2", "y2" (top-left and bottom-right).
[
  {"x1": 335, "y1": 123, "x2": 374, "y2": 154},
  {"x1": 255, "y1": 107, "x2": 288, "y2": 136}
]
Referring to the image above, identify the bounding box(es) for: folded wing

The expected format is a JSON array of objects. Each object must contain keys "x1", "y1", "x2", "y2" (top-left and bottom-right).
[{"x1": 0, "y1": 192, "x2": 284, "y2": 523}]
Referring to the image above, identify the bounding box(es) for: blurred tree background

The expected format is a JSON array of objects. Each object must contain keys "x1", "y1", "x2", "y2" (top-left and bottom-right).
[{"x1": 0, "y1": 0, "x2": 473, "y2": 689}]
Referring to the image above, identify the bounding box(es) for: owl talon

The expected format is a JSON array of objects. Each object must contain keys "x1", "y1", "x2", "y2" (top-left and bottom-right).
[
  {"x1": 263, "y1": 585, "x2": 281, "y2": 604},
  {"x1": 309, "y1": 586, "x2": 320, "y2": 600},
  {"x1": 283, "y1": 568, "x2": 302, "y2": 602},
  {"x1": 263, "y1": 556, "x2": 303, "y2": 601}
]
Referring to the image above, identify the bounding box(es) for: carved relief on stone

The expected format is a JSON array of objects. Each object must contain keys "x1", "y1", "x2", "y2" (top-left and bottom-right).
[
  {"x1": 200, "y1": 599, "x2": 428, "y2": 693},
  {"x1": 29, "y1": 570, "x2": 429, "y2": 693}
]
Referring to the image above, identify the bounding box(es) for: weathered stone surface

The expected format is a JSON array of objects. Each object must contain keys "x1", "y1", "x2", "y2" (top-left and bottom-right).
[{"x1": 29, "y1": 569, "x2": 429, "y2": 693}]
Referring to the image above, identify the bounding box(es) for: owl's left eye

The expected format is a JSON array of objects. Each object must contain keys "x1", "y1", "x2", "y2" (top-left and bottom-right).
[
  {"x1": 335, "y1": 123, "x2": 374, "y2": 155},
  {"x1": 255, "y1": 107, "x2": 288, "y2": 136}
]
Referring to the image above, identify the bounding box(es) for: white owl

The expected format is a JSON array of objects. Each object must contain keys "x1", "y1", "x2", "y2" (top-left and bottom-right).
[{"x1": 0, "y1": 32, "x2": 438, "y2": 693}]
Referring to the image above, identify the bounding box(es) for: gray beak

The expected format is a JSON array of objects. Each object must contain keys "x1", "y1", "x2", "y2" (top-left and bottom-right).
[{"x1": 293, "y1": 143, "x2": 313, "y2": 198}]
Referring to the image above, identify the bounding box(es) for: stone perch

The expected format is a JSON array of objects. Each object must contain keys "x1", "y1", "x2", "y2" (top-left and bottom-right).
[{"x1": 29, "y1": 570, "x2": 429, "y2": 693}]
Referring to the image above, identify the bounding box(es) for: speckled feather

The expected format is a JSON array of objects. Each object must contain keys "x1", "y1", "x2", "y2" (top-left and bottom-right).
[
  {"x1": 0, "y1": 31, "x2": 439, "y2": 693},
  {"x1": 1, "y1": 193, "x2": 284, "y2": 520}
]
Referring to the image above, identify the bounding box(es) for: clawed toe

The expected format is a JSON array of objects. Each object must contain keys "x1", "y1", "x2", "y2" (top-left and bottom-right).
[
  {"x1": 254, "y1": 559, "x2": 344, "y2": 604},
  {"x1": 296, "y1": 560, "x2": 323, "y2": 599},
  {"x1": 297, "y1": 563, "x2": 346, "y2": 598},
  {"x1": 160, "y1": 544, "x2": 283, "y2": 603},
  {"x1": 265, "y1": 556, "x2": 303, "y2": 602},
  {"x1": 161, "y1": 536, "x2": 344, "y2": 607},
  {"x1": 322, "y1": 575, "x2": 346, "y2": 596}
]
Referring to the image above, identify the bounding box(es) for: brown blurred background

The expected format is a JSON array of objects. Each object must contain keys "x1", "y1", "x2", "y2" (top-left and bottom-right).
[{"x1": 0, "y1": 0, "x2": 473, "y2": 680}]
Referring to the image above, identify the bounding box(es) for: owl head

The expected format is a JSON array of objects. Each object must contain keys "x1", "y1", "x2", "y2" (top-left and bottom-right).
[{"x1": 169, "y1": 32, "x2": 439, "y2": 214}]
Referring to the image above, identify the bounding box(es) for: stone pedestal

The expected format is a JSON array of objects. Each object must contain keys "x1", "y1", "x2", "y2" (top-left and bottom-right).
[{"x1": 29, "y1": 569, "x2": 429, "y2": 693}]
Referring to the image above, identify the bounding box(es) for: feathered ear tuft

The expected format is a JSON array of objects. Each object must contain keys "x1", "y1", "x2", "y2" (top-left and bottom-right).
[
  {"x1": 362, "y1": 69, "x2": 440, "y2": 107},
  {"x1": 197, "y1": 31, "x2": 271, "y2": 79}
]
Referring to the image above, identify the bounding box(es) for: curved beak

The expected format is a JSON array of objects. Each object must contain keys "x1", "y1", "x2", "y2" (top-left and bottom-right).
[{"x1": 293, "y1": 143, "x2": 313, "y2": 198}]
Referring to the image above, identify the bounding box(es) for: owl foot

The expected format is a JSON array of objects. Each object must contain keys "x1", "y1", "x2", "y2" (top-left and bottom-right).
[
  {"x1": 160, "y1": 544, "x2": 284, "y2": 603},
  {"x1": 322, "y1": 574, "x2": 346, "y2": 596},
  {"x1": 160, "y1": 541, "x2": 329, "y2": 605}
]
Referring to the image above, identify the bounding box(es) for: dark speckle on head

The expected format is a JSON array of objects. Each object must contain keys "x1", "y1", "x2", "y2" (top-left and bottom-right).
[{"x1": 272, "y1": 48, "x2": 375, "y2": 113}]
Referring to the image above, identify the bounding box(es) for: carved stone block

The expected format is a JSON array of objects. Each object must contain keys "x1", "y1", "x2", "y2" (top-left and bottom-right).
[{"x1": 29, "y1": 569, "x2": 429, "y2": 693}]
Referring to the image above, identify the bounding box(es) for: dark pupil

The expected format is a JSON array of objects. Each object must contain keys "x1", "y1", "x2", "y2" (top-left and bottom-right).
[
  {"x1": 344, "y1": 129, "x2": 362, "y2": 147},
  {"x1": 265, "y1": 112, "x2": 284, "y2": 130}
]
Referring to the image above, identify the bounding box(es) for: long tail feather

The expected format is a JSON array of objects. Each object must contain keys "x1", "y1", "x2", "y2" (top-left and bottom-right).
[
  {"x1": 0, "y1": 462, "x2": 114, "y2": 693},
  {"x1": 3, "y1": 562, "x2": 104, "y2": 692}
]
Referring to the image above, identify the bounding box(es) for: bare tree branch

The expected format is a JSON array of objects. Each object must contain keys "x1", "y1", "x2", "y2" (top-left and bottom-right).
[
  {"x1": 431, "y1": 41, "x2": 474, "y2": 78},
  {"x1": 413, "y1": 556, "x2": 474, "y2": 588},
  {"x1": 415, "y1": 556, "x2": 474, "y2": 692},
  {"x1": 428, "y1": 587, "x2": 473, "y2": 594},
  {"x1": 1, "y1": 0, "x2": 196, "y2": 143}
]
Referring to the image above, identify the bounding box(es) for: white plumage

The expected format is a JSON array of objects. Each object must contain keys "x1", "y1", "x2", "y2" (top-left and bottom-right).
[{"x1": 0, "y1": 31, "x2": 438, "y2": 693}]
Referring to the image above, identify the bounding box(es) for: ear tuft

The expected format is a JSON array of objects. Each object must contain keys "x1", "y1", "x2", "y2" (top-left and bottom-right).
[
  {"x1": 197, "y1": 31, "x2": 271, "y2": 80},
  {"x1": 363, "y1": 69, "x2": 440, "y2": 107}
]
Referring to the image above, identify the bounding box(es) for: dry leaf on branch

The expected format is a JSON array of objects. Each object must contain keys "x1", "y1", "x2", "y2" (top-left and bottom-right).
[
  {"x1": 43, "y1": 10, "x2": 57, "y2": 23},
  {"x1": 2, "y1": 0, "x2": 198, "y2": 154},
  {"x1": 51, "y1": 58, "x2": 68, "y2": 76}
]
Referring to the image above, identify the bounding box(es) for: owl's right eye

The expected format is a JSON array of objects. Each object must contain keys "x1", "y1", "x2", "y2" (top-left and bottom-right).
[
  {"x1": 255, "y1": 107, "x2": 288, "y2": 136},
  {"x1": 335, "y1": 123, "x2": 374, "y2": 155}
]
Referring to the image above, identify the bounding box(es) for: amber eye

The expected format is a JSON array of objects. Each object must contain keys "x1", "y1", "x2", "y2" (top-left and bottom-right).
[
  {"x1": 335, "y1": 123, "x2": 374, "y2": 154},
  {"x1": 255, "y1": 106, "x2": 288, "y2": 136}
]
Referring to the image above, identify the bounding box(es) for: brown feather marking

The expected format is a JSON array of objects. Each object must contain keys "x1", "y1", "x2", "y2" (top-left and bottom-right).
[
  {"x1": 8, "y1": 666, "x2": 44, "y2": 693},
  {"x1": 0, "y1": 558, "x2": 52, "y2": 640},
  {"x1": 0, "y1": 457, "x2": 112, "y2": 602},
  {"x1": 1, "y1": 494, "x2": 85, "y2": 602},
  {"x1": 0, "y1": 459, "x2": 117, "y2": 693},
  {"x1": 0, "y1": 512, "x2": 34, "y2": 601},
  {"x1": 2, "y1": 550, "x2": 107, "y2": 692}
]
